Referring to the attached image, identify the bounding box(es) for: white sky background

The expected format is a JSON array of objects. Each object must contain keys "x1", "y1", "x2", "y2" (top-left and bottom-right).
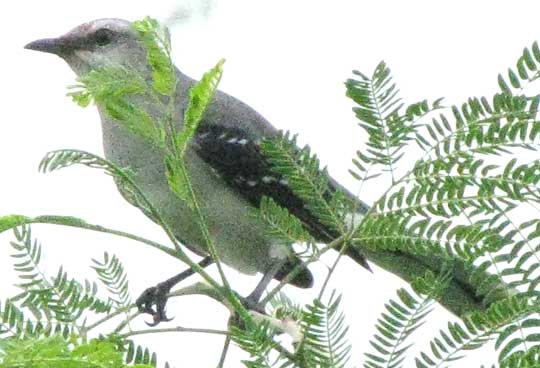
[{"x1": 2, "y1": 0, "x2": 540, "y2": 366}]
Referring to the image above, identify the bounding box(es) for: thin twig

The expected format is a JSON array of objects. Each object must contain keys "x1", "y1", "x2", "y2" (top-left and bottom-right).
[
  {"x1": 120, "y1": 326, "x2": 228, "y2": 338},
  {"x1": 217, "y1": 335, "x2": 231, "y2": 368},
  {"x1": 114, "y1": 311, "x2": 141, "y2": 333},
  {"x1": 317, "y1": 239, "x2": 349, "y2": 300},
  {"x1": 85, "y1": 305, "x2": 132, "y2": 332}
]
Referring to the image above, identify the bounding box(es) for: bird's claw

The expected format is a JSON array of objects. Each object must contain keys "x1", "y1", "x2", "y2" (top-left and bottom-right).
[
  {"x1": 229, "y1": 295, "x2": 267, "y2": 330},
  {"x1": 135, "y1": 282, "x2": 174, "y2": 326}
]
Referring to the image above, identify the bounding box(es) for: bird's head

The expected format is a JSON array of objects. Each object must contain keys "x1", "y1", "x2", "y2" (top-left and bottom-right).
[{"x1": 25, "y1": 18, "x2": 149, "y2": 76}]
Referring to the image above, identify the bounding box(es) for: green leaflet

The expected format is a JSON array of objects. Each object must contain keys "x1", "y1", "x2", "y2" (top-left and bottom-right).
[
  {"x1": 165, "y1": 158, "x2": 195, "y2": 208},
  {"x1": 297, "y1": 292, "x2": 352, "y2": 368},
  {"x1": 260, "y1": 132, "x2": 349, "y2": 235},
  {"x1": 498, "y1": 41, "x2": 540, "y2": 95},
  {"x1": 345, "y1": 61, "x2": 411, "y2": 183},
  {"x1": 10, "y1": 226, "x2": 112, "y2": 322},
  {"x1": 258, "y1": 196, "x2": 313, "y2": 246},
  {"x1": 363, "y1": 270, "x2": 449, "y2": 368},
  {"x1": 414, "y1": 296, "x2": 536, "y2": 368},
  {"x1": 131, "y1": 16, "x2": 175, "y2": 96},
  {"x1": 0, "y1": 215, "x2": 30, "y2": 234},
  {"x1": 165, "y1": 59, "x2": 224, "y2": 207},
  {"x1": 67, "y1": 65, "x2": 159, "y2": 145},
  {"x1": 91, "y1": 252, "x2": 132, "y2": 309},
  {"x1": 0, "y1": 336, "x2": 153, "y2": 368},
  {"x1": 177, "y1": 58, "x2": 224, "y2": 158}
]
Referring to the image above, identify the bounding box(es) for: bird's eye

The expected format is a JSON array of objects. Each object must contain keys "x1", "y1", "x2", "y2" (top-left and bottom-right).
[{"x1": 93, "y1": 29, "x2": 114, "y2": 46}]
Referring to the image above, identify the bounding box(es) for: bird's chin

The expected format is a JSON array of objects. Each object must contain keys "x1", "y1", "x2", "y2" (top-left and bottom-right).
[{"x1": 62, "y1": 51, "x2": 94, "y2": 76}]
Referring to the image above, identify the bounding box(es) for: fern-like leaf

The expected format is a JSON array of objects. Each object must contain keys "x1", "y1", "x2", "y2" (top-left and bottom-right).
[
  {"x1": 298, "y1": 291, "x2": 351, "y2": 368},
  {"x1": 414, "y1": 296, "x2": 538, "y2": 368},
  {"x1": 131, "y1": 16, "x2": 175, "y2": 96},
  {"x1": 363, "y1": 271, "x2": 449, "y2": 368},
  {"x1": 498, "y1": 41, "x2": 540, "y2": 94},
  {"x1": 91, "y1": 252, "x2": 132, "y2": 309},
  {"x1": 230, "y1": 322, "x2": 277, "y2": 368},
  {"x1": 9, "y1": 225, "x2": 111, "y2": 322},
  {"x1": 258, "y1": 196, "x2": 314, "y2": 247},
  {"x1": 67, "y1": 65, "x2": 161, "y2": 145},
  {"x1": 260, "y1": 131, "x2": 352, "y2": 234},
  {"x1": 346, "y1": 61, "x2": 414, "y2": 182},
  {"x1": 0, "y1": 299, "x2": 77, "y2": 340},
  {"x1": 39, "y1": 149, "x2": 156, "y2": 222},
  {"x1": 165, "y1": 59, "x2": 224, "y2": 207}
]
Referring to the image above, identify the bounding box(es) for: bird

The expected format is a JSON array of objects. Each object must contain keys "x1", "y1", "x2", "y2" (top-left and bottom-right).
[{"x1": 25, "y1": 18, "x2": 510, "y2": 322}]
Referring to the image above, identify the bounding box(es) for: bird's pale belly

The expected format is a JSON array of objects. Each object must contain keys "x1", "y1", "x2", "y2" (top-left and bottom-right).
[{"x1": 101, "y1": 119, "x2": 280, "y2": 275}]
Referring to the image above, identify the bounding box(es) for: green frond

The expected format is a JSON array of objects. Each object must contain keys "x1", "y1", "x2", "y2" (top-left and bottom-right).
[
  {"x1": 465, "y1": 216, "x2": 540, "y2": 303},
  {"x1": 358, "y1": 214, "x2": 506, "y2": 262},
  {"x1": 0, "y1": 299, "x2": 76, "y2": 339},
  {"x1": 39, "y1": 149, "x2": 155, "y2": 220},
  {"x1": 354, "y1": 226, "x2": 513, "y2": 316},
  {"x1": 363, "y1": 271, "x2": 449, "y2": 368},
  {"x1": 496, "y1": 318, "x2": 540, "y2": 363},
  {"x1": 17, "y1": 266, "x2": 111, "y2": 322},
  {"x1": 132, "y1": 16, "x2": 175, "y2": 96},
  {"x1": 257, "y1": 196, "x2": 314, "y2": 248},
  {"x1": 67, "y1": 65, "x2": 146, "y2": 105},
  {"x1": 0, "y1": 214, "x2": 97, "y2": 239},
  {"x1": 297, "y1": 291, "x2": 351, "y2": 368},
  {"x1": 413, "y1": 93, "x2": 540, "y2": 157},
  {"x1": 386, "y1": 157, "x2": 540, "y2": 220},
  {"x1": 0, "y1": 336, "x2": 154, "y2": 368},
  {"x1": 498, "y1": 41, "x2": 540, "y2": 94},
  {"x1": 39, "y1": 149, "x2": 130, "y2": 179},
  {"x1": 260, "y1": 131, "x2": 352, "y2": 234},
  {"x1": 414, "y1": 296, "x2": 538, "y2": 368},
  {"x1": 499, "y1": 345, "x2": 540, "y2": 368},
  {"x1": 230, "y1": 322, "x2": 276, "y2": 368},
  {"x1": 166, "y1": 59, "x2": 224, "y2": 206},
  {"x1": 405, "y1": 98, "x2": 445, "y2": 122},
  {"x1": 268, "y1": 291, "x2": 304, "y2": 321},
  {"x1": 177, "y1": 58, "x2": 224, "y2": 158},
  {"x1": 346, "y1": 61, "x2": 414, "y2": 181},
  {"x1": 10, "y1": 226, "x2": 43, "y2": 289},
  {"x1": 9, "y1": 225, "x2": 111, "y2": 322},
  {"x1": 67, "y1": 65, "x2": 161, "y2": 145},
  {"x1": 91, "y1": 252, "x2": 132, "y2": 309},
  {"x1": 1, "y1": 299, "x2": 25, "y2": 337}
]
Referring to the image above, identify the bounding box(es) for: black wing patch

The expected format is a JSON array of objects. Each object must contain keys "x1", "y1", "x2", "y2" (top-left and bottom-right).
[{"x1": 193, "y1": 124, "x2": 339, "y2": 243}]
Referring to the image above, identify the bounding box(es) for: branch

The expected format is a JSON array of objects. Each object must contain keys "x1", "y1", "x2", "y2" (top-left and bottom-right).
[{"x1": 120, "y1": 325, "x2": 227, "y2": 338}]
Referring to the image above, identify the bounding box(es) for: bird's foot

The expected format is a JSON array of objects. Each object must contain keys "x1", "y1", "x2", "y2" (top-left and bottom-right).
[
  {"x1": 135, "y1": 281, "x2": 174, "y2": 326},
  {"x1": 229, "y1": 294, "x2": 267, "y2": 330}
]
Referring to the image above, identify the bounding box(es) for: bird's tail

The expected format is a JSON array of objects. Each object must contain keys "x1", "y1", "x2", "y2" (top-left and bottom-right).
[
  {"x1": 350, "y1": 243, "x2": 513, "y2": 317},
  {"x1": 337, "y1": 185, "x2": 512, "y2": 317}
]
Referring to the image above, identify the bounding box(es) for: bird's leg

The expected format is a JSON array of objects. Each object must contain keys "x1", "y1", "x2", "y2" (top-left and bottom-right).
[
  {"x1": 231, "y1": 260, "x2": 285, "y2": 328},
  {"x1": 136, "y1": 256, "x2": 213, "y2": 326},
  {"x1": 244, "y1": 261, "x2": 284, "y2": 311}
]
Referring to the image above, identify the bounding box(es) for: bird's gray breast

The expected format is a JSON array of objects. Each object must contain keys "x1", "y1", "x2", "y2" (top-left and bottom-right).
[{"x1": 98, "y1": 111, "x2": 274, "y2": 275}]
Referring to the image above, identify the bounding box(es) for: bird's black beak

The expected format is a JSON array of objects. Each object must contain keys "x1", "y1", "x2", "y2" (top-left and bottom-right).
[{"x1": 24, "y1": 37, "x2": 73, "y2": 55}]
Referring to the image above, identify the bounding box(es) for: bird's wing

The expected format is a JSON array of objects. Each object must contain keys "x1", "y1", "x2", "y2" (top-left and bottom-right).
[
  {"x1": 186, "y1": 86, "x2": 371, "y2": 271},
  {"x1": 192, "y1": 122, "x2": 339, "y2": 242}
]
